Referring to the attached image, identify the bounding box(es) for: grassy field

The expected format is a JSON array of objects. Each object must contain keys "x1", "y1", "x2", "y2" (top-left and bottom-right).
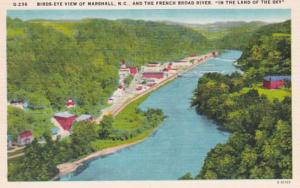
[
  {"x1": 90, "y1": 94, "x2": 159, "y2": 150},
  {"x1": 112, "y1": 94, "x2": 149, "y2": 131},
  {"x1": 240, "y1": 84, "x2": 291, "y2": 101},
  {"x1": 272, "y1": 33, "x2": 291, "y2": 38},
  {"x1": 90, "y1": 128, "x2": 155, "y2": 151}
]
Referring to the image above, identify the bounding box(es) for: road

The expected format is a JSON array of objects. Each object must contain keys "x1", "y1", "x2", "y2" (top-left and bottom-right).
[{"x1": 95, "y1": 52, "x2": 216, "y2": 123}]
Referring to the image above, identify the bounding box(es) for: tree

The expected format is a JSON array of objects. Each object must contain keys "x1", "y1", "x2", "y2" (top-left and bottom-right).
[
  {"x1": 71, "y1": 122, "x2": 98, "y2": 156},
  {"x1": 179, "y1": 172, "x2": 194, "y2": 180},
  {"x1": 99, "y1": 115, "x2": 113, "y2": 139}
]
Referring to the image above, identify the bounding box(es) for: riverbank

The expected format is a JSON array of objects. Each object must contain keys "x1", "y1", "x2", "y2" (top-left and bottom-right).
[
  {"x1": 56, "y1": 51, "x2": 218, "y2": 178},
  {"x1": 57, "y1": 139, "x2": 145, "y2": 177},
  {"x1": 98, "y1": 51, "x2": 218, "y2": 120}
]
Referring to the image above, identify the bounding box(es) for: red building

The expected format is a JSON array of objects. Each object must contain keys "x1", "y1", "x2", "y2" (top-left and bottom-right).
[
  {"x1": 263, "y1": 76, "x2": 291, "y2": 89},
  {"x1": 163, "y1": 63, "x2": 172, "y2": 72},
  {"x1": 17, "y1": 131, "x2": 33, "y2": 146},
  {"x1": 54, "y1": 112, "x2": 77, "y2": 131},
  {"x1": 142, "y1": 72, "x2": 164, "y2": 79},
  {"x1": 129, "y1": 67, "x2": 138, "y2": 76},
  {"x1": 66, "y1": 97, "x2": 76, "y2": 108}
]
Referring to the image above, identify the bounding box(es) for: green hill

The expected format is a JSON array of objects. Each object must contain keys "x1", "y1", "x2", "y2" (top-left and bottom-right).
[
  {"x1": 190, "y1": 20, "x2": 291, "y2": 179},
  {"x1": 7, "y1": 17, "x2": 211, "y2": 111},
  {"x1": 237, "y1": 20, "x2": 291, "y2": 81},
  {"x1": 182, "y1": 21, "x2": 266, "y2": 49}
]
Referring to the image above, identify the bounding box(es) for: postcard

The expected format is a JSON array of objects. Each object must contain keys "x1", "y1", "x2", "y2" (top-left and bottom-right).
[{"x1": 0, "y1": 0, "x2": 299, "y2": 187}]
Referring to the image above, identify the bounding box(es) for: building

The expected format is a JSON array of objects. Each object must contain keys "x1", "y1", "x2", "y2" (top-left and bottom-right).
[
  {"x1": 76, "y1": 114, "x2": 93, "y2": 122},
  {"x1": 119, "y1": 67, "x2": 138, "y2": 79},
  {"x1": 51, "y1": 127, "x2": 60, "y2": 135},
  {"x1": 128, "y1": 67, "x2": 138, "y2": 76},
  {"x1": 108, "y1": 98, "x2": 114, "y2": 104},
  {"x1": 263, "y1": 76, "x2": 291, "y2": 89},
  {"x1": 120, "y1": 59, "x2": 127, "y2": 68},
  {"x1": 8, "y1": 99, "x2": 28, "y2": 110},
  {"x1": 212, "y1": 51, "x2": 218, "y2": 57},
  {"x1": 147, "y1": 62, "x2": 161, "y2": 67},
  {"x1": 171, "y1": 60, "x2": 190, "y2": 68},
  {"x1": 51, "y1": 127, "x2": 60, "y2": 140},
  {"x1": 66, "y1": 97, "x2": 76, "y2": 108},
  {"x1": 54, "y1": 112, "x2": 77, "y2": 131},
  {"x1": 7, "y1": 134, "x2": 13, "y2": 148},
  {"x1": 142, "y1": 72, "x2": 164, "y2": 79},
  {"x1": 142, "y1": 66, "x2": 163, "y2": 73},
  {"x1": 17, "y1": 131, "x2": 33, "y2": 146}
]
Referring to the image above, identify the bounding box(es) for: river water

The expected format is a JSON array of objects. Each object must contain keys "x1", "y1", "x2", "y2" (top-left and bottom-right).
[{"x1": 60, "y1": 50, "x2": 242, "y2": 181}]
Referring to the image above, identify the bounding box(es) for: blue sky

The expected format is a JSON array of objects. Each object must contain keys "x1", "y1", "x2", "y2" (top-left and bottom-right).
[{"x1": 7, "y1": 9, "x2": 291, "y2": 24}]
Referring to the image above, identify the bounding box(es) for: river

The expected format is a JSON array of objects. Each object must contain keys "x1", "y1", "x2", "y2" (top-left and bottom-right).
[{"x1": 60, "y1": 50, "x2": 242, "y2": 181}]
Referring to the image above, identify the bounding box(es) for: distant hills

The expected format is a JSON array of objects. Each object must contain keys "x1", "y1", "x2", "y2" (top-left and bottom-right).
[{"x1": 159, "y1": 20, "x2": 269, "y2": 49}]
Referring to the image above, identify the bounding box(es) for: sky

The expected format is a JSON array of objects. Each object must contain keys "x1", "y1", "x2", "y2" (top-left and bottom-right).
[{"x1": 7, "y1": 9, "x2": 291, "y2": 24}]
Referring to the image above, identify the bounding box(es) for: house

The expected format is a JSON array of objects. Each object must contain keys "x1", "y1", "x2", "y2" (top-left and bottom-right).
[
  {"x1": 142, "y1": 65, "x2": 163, "y2": 73},
  {"x1": 54, "y1": 112, "x2": 77, "y2": 131},
  {"x1": 8, "y1": 99, "x2": 27, "y2": 110},
  {"x1": 51, "y1": 127, "x2": 60, "y2": 140},
  {"x1": 212, "y1": 51, "x2": 218, "y2": 57},
  {"x1": 119, "y1": 67, "x2": 137, "y2": 79},
  {"x1": 163, "y1": 63, "x2": 172, "y2": 72},
  {"x1": 147, "y1": 62, "x2": 161, "y2": 67},
  {"x1": 171, "y1": 60, "x2": 190, "y2": 68},
  {"x1": 108, "y1": 98, "x2": 114, "y2": 104},
  {"x1": 120, "y1": 59, "x2": 127, "y2": 69},
  {"x1": 17, "y1": 131, "x2": 33, "y2": 146},
  {"x1": 128, "y1": 67, "x2": 138, "y2": 76},
  {"x1": 76, "y1": 114, "x2": 93, "y2": 122},
  {"x1": 145, "y1": 79, "x2": 157, "y2": 86},
  {"x1": 263, "y1": 75, "x2": 291, "y2": 89},
  {"x1": 51, "y1": 127, "x2": 60, "y2": 135},
  {"x1": 66, "y1": 97, "x2": 76, "y2": 108},
  {"x1": 7, "y1": 134, "x2": 13, "y2": 148},
  {"x1": 142, "y1": 72, "x2": 164, "y2": 79}
]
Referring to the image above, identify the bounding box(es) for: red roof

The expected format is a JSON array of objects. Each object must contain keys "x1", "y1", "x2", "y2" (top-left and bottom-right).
[
  {"x1": 129, "y1": 67, "x2": 138, "y2": 75},
  {"x1": 142, "y1": 72, "x2": 164, "y2": 79},
  {"x1": 19, "y1": 131, "x2": 32, "y2": 138},
  {"x1": 66, "y1": 98, "x2": 75, "y2": 106},
  {"x1": 120, "y1": 68, "x2": 129, "y2": 71},
  {"x1": 54, "y1": 112, "x2": 77, "y2": 131}
]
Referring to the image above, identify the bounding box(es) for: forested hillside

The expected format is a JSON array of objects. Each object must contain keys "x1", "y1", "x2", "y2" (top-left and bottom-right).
[
  {"x1": 185, "y1": 21, "x2": 266, "y2": 49},
  {"x1": 189, "y1": 20, "x2": 292, "y2": 179},
  {"x1": 238, "y1": 20, "x2": 291, "y2": 79},
  {"x1": 7, "y1": 17, "x2": 211, "y2": 112},
  {"x1": 192, "y1": 74, "x2": 291, "y2": 179},
  {"x1": 214, "y1": 21, "x2": 267, "y2": 49}
]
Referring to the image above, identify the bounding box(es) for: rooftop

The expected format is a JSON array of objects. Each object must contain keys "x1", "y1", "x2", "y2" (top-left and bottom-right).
[
  {"x1": 51, "y1": 127, "x2": 60, "y2": 135},
  {"x1": 264, "y1": 75, "x2": 291, "y2": 81},
  {"x1": 54, "y1": 111, "x2": 76, "y2": 118},
  {"x1": 76, "y1": 114, "x2": 92, "y2": 122}
]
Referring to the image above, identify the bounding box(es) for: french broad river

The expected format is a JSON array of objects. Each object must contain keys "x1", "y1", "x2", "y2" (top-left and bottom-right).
[{"x1": 61, "y1": 50, "x2": 242, "y2": 181}]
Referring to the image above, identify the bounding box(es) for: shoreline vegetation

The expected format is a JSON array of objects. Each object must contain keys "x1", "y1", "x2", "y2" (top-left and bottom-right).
[{"x1": 56, "y1": 52, "x2": 217, "y2": 178}]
